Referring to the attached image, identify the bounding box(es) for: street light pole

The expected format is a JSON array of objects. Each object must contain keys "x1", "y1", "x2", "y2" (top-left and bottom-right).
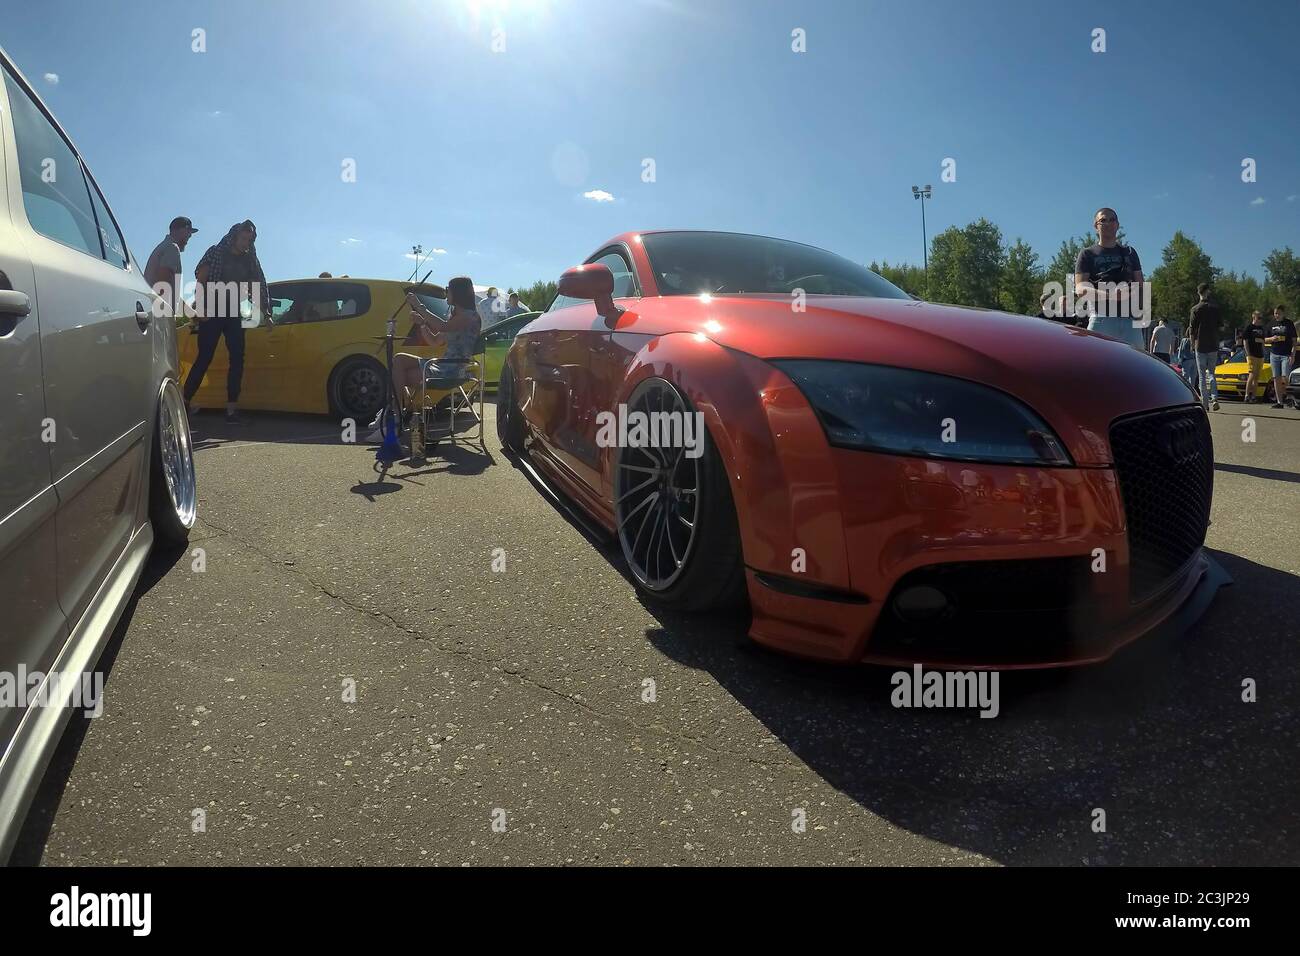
[
  {"x1": 912, "y1": 184, "x2": 931, "y2": 297},
  {"x1": 408, "y1": 244, "x2": 425, "y2": 281}
]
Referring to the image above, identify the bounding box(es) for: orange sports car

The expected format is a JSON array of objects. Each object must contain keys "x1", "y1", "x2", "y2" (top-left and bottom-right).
[{"x1": 497, "y1": 230, "x2": 1221, "y2": 668}]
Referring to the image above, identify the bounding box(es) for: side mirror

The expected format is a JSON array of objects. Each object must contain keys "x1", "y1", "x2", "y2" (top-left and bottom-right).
[{"x1": 558, "y1": 263, "x2": 621, "y2": 319}]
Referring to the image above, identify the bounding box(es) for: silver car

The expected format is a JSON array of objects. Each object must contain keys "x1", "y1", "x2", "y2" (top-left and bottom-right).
[{"x1": 0, "y1": 49, "x2": 197, "y2": 859}]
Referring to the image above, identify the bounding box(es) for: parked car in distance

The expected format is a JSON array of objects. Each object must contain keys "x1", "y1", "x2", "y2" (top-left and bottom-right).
[
  {"x1": 0, "y1": 47, "x2": 196, "y2": 861},
  {"x1": 178, "y1": 277, "x2": 459, "y2": 424},
  {"x1": 482, "y1": 310, "x2": 539, "y2": 387},
  {"x1": 1213, "y1": 347, "x2": 1274, "y2": 401}
]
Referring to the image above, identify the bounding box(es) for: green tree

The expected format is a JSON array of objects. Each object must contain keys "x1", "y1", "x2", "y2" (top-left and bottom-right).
[
  {"x1": 1214, "y1": 270, "x2": 1267, "y2": 336},
  {"x1": 1044, "y1": 234, "x2": 1095, "y2": 289},
  {"x1": 1262, "y1": 247, "x2": 1300, "y2": 314},
  {"x1": 927, "y1": 218, "x2": 1005, "y2": 309},
  {"x1": 510, "y1": 279, "x2": 558, "y2": 312},
  {"x1": 998, "y1": 238, "x2": 1043, "y2": 315},
  {"x1": 1149, "y1": 231, "x2": 1218, "y2": 323},
  {"x1": 868, "y1": 259, "x2": 927, "y2": 297}
]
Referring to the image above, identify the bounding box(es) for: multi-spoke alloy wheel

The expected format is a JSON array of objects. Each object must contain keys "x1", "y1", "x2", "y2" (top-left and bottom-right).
[
  {"x1": 614, "y1": 378, "x2": 701, "y2": 592},
  {"x1": 150, "y1": 378, "x2": 197, "y2": 545}
]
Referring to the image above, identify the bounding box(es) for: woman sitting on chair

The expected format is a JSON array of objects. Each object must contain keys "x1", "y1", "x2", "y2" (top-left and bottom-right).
[{"x1": 392, "y1": 275, "x2": 482, "y2": 414}]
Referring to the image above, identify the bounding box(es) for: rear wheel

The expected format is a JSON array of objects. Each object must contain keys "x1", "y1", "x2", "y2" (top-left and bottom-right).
[
  {"x1": 613, "y1": 377, "x2": 746, "y2": 611},
  {"x1": 328, "y1": 355, "x2": 387, "y2": 424},
  {"x1": 149, "y1": 379, "x2": 197, "y2": 547}
]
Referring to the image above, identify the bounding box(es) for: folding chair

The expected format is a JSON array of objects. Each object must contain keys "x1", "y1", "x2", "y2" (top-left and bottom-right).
[{"x1": 411, "y1": 335, "x2": 487, "y2": 456}]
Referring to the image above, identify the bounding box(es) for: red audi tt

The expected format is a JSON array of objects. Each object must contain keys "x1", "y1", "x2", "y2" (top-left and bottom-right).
[{"x1": 496, "y1": 230, "x2": 1217, "y2": 668}]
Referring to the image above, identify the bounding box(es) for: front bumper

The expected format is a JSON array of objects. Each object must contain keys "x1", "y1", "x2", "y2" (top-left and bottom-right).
[{"x1": 745, "y1": 445, "x2": 1216, "y2": 669}]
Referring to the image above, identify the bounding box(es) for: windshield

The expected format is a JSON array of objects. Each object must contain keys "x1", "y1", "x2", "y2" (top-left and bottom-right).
[
  {"x1": 641, "y1": 231, "x2": 911, "y2": 299},
  {"x1": 414, "y1": 292, "x2": 449, "y2": 319}
]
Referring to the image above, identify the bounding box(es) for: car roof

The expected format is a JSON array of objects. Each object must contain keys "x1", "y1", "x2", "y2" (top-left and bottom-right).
[{"x1": 270, "y1": 277, "x2": 446, "y2": 295}]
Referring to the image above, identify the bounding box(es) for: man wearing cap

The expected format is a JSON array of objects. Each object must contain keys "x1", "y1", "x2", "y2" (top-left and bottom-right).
[{"x1": 144, "y1": 216, "x2": 198, "y2": 317}]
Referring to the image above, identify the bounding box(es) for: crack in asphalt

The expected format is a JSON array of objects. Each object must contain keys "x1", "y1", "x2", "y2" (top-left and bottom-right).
[{"x1": 188, "y1": 513, "x2": 813, "y2": 779}]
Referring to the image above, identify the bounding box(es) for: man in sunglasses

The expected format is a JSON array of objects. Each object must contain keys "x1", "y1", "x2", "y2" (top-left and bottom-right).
[{"x1": 1074, "y1": 207, "x2": 1145, "y2": 349}]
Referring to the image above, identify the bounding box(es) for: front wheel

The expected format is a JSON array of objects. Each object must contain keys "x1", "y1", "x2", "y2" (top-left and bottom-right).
[
  {"x1": 496, "y1": 364, "x2": 525, "y2": 453},
  {"x1": 149, "y1": 379, "x2": 197, "y2": 547},
  {"x1": 612, "y1": 377, "x2": 746, "y2": 611}
]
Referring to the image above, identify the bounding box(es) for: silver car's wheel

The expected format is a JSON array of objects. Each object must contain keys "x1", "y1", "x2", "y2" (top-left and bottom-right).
[
  {"x1": 614, "y1": 378, "x2": 701, "y2": 592},
  {"x1": 151, "y1": 379, "x2": 196, "y2": 544}
]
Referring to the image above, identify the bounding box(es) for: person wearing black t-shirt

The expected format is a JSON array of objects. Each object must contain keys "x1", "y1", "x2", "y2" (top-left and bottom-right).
[
  {"x1": 1264, "y1": 304, "x2": 1297, "y2": 408},
  {"x1": 1241, "y1": 311, "x2": 1266, "y2": 403},
  {"x1": 1074, "y1": 207, "x2": 1145, "y2": 348}
]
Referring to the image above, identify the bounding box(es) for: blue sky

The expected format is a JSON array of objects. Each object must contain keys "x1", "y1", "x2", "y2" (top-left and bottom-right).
[{"x1": 4, "y1": 0, "x2": 1297, "y2": 292}]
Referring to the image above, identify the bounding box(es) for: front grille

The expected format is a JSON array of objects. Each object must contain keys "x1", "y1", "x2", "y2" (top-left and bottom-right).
[{"x1": 1109, "y1": 406, "x2": 1213, "y2": 603}]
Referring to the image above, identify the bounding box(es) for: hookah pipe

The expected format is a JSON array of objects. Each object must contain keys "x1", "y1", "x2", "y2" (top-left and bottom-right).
[{"x1": 374, "y1": 269, "x2": 434, "y2": 473}]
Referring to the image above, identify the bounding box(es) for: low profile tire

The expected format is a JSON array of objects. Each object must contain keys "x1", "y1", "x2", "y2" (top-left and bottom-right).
[
  {"x1": 613, "y1": 377, "x2": 746, "y2": 612},
  {"x1": 328, "y1": 355, "x2": 387, "y2": 424},
  {"x1": 496, "y1": 364, "x2": 525, "y2": 453},
  {"x1": 149, "y1": 379, "x2": 197, "y2": 547}
]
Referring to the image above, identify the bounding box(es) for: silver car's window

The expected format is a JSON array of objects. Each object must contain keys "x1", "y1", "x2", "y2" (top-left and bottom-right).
[
  {"x1": 3, "y1": 68, "x2": 103, "y2": 260},
  {"x1": 84, "y1": 173, "x2": 129, "y2": 269}
]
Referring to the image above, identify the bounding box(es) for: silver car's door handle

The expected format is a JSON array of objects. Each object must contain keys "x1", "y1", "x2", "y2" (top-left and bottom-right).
[
  {"x1": 0, "y1": 289, "x2": 31, "y2": 316},
  {"x1": 135, "y1": 300, "x2": 151, "y2": 329}
]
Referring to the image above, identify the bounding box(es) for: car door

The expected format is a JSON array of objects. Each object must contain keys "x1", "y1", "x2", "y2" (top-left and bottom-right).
[
  {"x1": 2, "y1": 65, "x2": 153, "y2": 629},
  {"x1": 0, "y1": 80, "x2": 68, "y2": 749},
  {"x1": 531, "y1": 249, "x2": 640, "y2": 494},
  {"x1": 279, "y1": 280, "x2": 374, "y2": 411},
  {"x1": 239, "y1": 306, "x2": 291, "y2": 408}
]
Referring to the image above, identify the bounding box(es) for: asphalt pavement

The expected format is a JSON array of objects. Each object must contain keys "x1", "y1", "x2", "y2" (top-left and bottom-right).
[{"x1": 13, "y1": 400, "x2": 1299, "y2": 865}]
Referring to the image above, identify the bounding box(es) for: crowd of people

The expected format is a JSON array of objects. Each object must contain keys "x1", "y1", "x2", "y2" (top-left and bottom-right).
[{"x1": 1035, "y1": 205, "x2": 1298, "y2": 412}]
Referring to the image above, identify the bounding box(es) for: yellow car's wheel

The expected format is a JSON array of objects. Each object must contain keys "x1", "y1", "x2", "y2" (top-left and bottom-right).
[{"x1": 328, "y1": 355, "x2": 387, "y2": 424}]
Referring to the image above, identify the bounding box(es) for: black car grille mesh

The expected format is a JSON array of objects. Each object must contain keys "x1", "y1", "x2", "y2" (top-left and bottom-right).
[{"x1": 1109, "y1": 406, "x2": 1213, "y2": 603}]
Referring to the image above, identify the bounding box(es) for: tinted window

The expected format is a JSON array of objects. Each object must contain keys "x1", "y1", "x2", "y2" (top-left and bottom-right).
[
  {"x1": 85, "y1": 173, "x2": 129, "y2": 268},
  {"x1": 414, "y1": 292, "x2": 448, "y2": 319},
  {"x1": 267, "y1": 281, "x2": 372, "y2": 324},
  {"x1": 642, "y1": 232, "x2": 911, "y2": 299},
  {"x1": 4, "y1": 68, "x2": 102, "y2": 258}
]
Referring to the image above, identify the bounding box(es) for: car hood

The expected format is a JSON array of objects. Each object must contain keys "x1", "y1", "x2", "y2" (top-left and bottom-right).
[{"x1": 624, "y1": 294, "x2": 1199, "y2": 466}]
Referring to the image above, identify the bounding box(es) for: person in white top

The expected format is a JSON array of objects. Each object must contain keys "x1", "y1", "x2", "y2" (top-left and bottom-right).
[{"x1": 1149, "y1": 318, "x2": 1176, "y2": 363}]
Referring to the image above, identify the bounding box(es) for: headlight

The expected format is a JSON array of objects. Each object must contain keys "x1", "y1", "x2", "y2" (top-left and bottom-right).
[{"x1": 772, "y1": 360, "x2": 1072, "y2": 466}]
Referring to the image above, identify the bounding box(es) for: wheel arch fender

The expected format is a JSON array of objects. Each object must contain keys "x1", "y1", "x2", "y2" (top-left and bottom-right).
[{"x1": 610, "y1": 332, "x2": 854, "y2": 589}]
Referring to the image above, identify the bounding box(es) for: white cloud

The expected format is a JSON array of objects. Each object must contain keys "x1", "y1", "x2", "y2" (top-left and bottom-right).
[
  {"x1": 404, "y1": 248, "x2": 447, "y2": 260},
  {"x1": 583, "y1": 189, "x2": 615, "y2": 203},
  {"x1": 1250, "y1": 197, "x2": 1266, "y2": 206},
  {"x1": 1288, "y1": 195, "x2": 1298, "y2": 203},
  {"x1": 1153, "y1": 192, "x2": 1169, "y2": 200},
  {"x1": 340, "y1": 238, "x2": 362, "y2": 245},
  {"x1": 43, "y1": 73, "x2": 58, "y2": 85}
]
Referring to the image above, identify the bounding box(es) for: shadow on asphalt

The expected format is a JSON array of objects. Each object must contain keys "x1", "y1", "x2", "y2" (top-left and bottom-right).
[
  {"x1": 190, "y1": 411, "x2": 348, "y2": 452},
  {"x1": 9, "y1": 540, "x2": 188, "y2": 866},
  {"x1": 1214, "y1": 462, "x2": 1300, "y2": 484},
  {"x1": 351, "y1": 444, "x2": 495, "y2": 500},
  {"x1": 633, "y1": 547, "x2": 1296, "y2": 865}
]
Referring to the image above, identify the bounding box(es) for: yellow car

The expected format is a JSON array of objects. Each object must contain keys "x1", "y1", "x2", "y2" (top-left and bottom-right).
[
  {"x1": 1213, "y1": 347, "x2": 1274, "y2": 401},
  {"x1": 179, "y1": 277, "x2": 455, "y2": 422}
]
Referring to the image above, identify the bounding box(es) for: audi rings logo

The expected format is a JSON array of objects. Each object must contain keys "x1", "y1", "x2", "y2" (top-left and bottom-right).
[{"x1": 1159, "y1": 418, "x2": 1198, "y2": 465}]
